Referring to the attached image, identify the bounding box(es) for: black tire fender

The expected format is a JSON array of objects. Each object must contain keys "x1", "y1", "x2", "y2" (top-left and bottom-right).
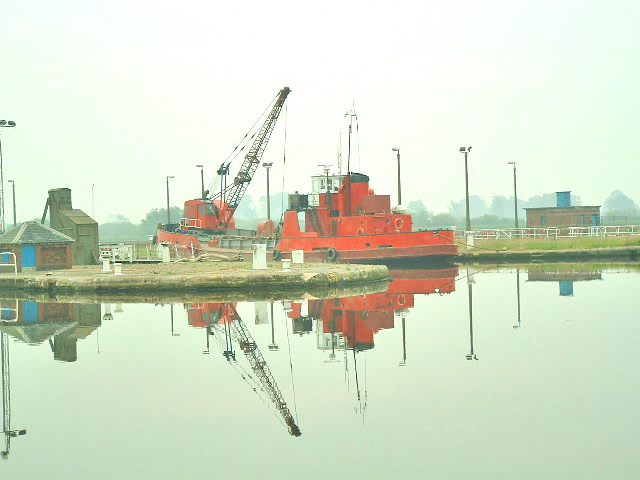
[{"x1": 326, "y1": 247, "x2": 338, "y2": 262}]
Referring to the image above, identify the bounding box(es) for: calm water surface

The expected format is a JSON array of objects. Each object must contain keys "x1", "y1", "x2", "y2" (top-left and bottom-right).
[{"x1": 1, "y1": 265, "x2": 638, "y2": 479}]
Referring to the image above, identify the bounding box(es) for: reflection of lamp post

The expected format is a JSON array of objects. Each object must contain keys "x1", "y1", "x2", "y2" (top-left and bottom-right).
[
  {"x1": 508, "y1": 161, "x2": 519, "y2": 230},
  {"x1": 7, "y1": 180, "x2": 15, "y2": 228},
  {"x1": 196, "y1": 164, "x2": 204, "y2": 199},
  {"x1": 203, "y1": 326, "x2": 211, "y2": 355},
  {"x1": 262, "y1": 162, "x2": 273, "y2": 221},
  {"x1": 170, "y1": 304, "x2": 180, "y2": 336},
  {"x1": 466, "y1": 268, "x2": 478, "y2": 360},
  {"x1": 166, "y1": 175, "x2": 175, "y2": 225},
  {"x1": 268, "y1": 302, "x2": 279, "y2": 351},
  {"x1": 391, "y1": 148, "x2": 401, "y2": 205},
  {"x1": 399, "y1": 313, "x2": 407, "y2": 366},
  {"x1": 0, "y1": 120, "x2": 17, "y2": 233},
  {"x1": 513, "y1": 267, "x2": 522, "y2": 329},
  {"x1": 2, "y1": 331, "x2": 27, "y2": 460}
]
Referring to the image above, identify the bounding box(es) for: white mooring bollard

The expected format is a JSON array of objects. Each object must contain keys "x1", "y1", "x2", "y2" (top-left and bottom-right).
[
  {"x1": 101, "y1": 258, "x2": 111, "y2": 273},
  {"x1": 281, "y1": 258, "x2": 291, "y2": 271},
  {"x1": 113, "y1": 263, "x2": 123, "y2": 275},
  {"x1": 252, "y1": 243, "x2": 267, "y2": 270}
]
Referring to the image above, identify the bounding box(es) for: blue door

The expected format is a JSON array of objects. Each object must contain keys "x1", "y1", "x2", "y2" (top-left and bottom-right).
[
  {"x1": 592, "y1": 214, "x2": 599, "y2": 226},
  {"x1": 23, "y1": 301, "x2": 39, "y2": 324},
  {"x1": 21, "y1": 244, "x2": 36, "y2": 268}
]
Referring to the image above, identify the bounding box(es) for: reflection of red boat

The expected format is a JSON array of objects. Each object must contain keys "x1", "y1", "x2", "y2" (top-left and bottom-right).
[
  {"x1": 388, "y1": 266, "x2": 458, "y2": 294},
  {"x1": 290, "y1": 266, "x2": 459, "y2": 351},
  {"x1": 274, "y1": 172, "x2": 458, "y2": 264}
]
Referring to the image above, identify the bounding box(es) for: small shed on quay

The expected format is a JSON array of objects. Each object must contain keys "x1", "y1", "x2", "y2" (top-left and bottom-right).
[
  {"x1": 0, "y1": 221, "x2": 74, "y2": 272},
  {"x1": 525, "y1": 191, "x2": 601, "y2": 228},
  {"x1": 43, "y1": 188, "x2": 99, "y2": 265}
]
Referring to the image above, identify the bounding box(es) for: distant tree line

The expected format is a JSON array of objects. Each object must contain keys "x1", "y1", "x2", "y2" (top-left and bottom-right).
[
  {"x1": 98, "y1": 189, "x2": 640, "y2": 242},
  {"x1": 408, "y1": 190, "x2": 640, "y2": 230}
]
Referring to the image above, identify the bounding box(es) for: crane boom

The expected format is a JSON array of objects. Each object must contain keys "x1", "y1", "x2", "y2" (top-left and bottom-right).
[
  {"x1": 228, "y1": 309, "x2": 301, "y2": 436},
  {"x1": 215, "y1": 87, "x2": 291, "y2": 228}
]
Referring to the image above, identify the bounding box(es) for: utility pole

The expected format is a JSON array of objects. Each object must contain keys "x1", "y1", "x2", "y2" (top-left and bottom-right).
[
  {"x1": 460, "y1": 146, "x2": 472, "y2": 232},
  {"x1": 392, "y1": 148, "x2": 401, "y2": 205},
  {"x1": 262, "y1": 162, "x2": 273, "y2": 220},
  {"x1": 0, "y1": 120, "x2": 17, "y2": 233},
  {"x1": 196, "y1": 164, "x2": 205, "y2": 199},
  {"x1": 7, "y1": 181, "x2": 15, "y2": 228},
  {"x1": 508, "y1": 161, "x2": 519, "y2": 230},
  {"x1": 166, "y1": 175, "x2": 174, "y2": 225}
]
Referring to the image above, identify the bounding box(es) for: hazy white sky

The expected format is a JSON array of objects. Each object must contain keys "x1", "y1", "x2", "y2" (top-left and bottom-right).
[{"x1": 1, "y1": 0, "x2": 638, "y2": 224}]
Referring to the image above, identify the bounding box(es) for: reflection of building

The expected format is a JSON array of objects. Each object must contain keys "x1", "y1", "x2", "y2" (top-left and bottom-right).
[
  {"x1": 525, "y1": 191, "x2": 601, "y2": 227},
  {"x1": 0, "y1": 300, "x2": 101, "y2": 361},
  {"x1": 527, "y1": 266, "x2": 603, "y2": 296},
  {"x1": 0, "y1": 221, "x2": 74, "y2": 272}
]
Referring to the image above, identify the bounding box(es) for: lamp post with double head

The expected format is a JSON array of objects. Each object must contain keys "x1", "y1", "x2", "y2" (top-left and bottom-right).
[
  {"x1": 459, "y1": 146, "x2": 472, "y2": 233},
  {"x1": 0, "y1": 120, "x2": 16, "y2": 233}
]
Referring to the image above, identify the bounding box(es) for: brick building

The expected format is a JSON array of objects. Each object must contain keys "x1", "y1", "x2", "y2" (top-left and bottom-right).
[
  {"x1": 0, "y1": 221, "x2": 74, "y2": 272},
  {"x1": 44, "y1": 188, "x2": 99, "y2": 265},
  {"x1": 525, "y1": 191, "x2": 601, "y2": 228}
]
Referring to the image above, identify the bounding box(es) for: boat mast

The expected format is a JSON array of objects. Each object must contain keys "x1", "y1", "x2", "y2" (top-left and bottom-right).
[{"x1": 345, "y1": 110, "x2": 357, "y2": 215}]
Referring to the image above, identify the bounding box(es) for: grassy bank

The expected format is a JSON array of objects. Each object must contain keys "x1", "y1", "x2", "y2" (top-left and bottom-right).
[{"x1": 475, "y1": 236, "x2": 640, "y2": 251}]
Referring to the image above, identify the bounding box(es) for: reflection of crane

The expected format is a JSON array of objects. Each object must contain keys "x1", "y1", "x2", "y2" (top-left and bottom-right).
[
  {"x1": 205, "y1": 303, "x2": 301, "y2": 437},
  {"x1": 1, "y1": 331, "x2": 26, "y2": 459}
]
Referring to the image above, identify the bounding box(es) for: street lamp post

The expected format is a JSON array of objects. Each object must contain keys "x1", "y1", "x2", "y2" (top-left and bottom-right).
[
  {"x1": 166, "y1": 175, "x2": 175, "y2": 225},
  {"x1": 459, "y1": 146, "x2": 472, "y2": 232},
  {"x1": 0, "y1": 120, "x2": 16, "y2": 233},
  {"x1": 196, "y1": 164, "x2": 205, "y2": 199},
  {"x1": 7, "y1": 180, "x2": 15, "y2": 228},
  {"x1": 262, "y1": 162, "x2": 273, "y2": 221},
  {"x1": 508, "y1": 161, "x2": 519, "y2": 230},
  {"x1": 392, "y1": 148, "x2": 401, "y2": 205}
]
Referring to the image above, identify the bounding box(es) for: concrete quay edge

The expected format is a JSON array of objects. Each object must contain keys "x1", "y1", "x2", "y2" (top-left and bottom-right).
[
  {"x1": 457, "y1": 245, "x2": 640, "y2": 264},
  {"x1": 0, "y1": 263, "x2": 389, "y2": 301}
]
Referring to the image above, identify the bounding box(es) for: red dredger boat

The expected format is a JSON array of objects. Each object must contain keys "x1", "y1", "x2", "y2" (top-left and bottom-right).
[
  {"x1": 156, "y1": 87, "x2": 291, "y2": 255},
  {"x1": 274, "y1": 171, "x2": 458, "y2": 264}
]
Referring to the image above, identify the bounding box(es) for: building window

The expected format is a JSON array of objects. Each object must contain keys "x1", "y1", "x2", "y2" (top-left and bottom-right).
[
  {"x1": 580, "y1": 214, "x2": 585, "y2": 225},
  {"x1": 541, "y1": 215, "x2": 546, "y2": 226}
]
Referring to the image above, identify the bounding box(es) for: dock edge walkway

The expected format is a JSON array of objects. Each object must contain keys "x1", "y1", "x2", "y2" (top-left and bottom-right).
[{"x1": 0, "y1": 263, "x2": 389, "y2": 299}]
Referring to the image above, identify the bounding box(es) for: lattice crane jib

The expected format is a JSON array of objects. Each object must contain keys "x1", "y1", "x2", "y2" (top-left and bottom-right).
[
  {"x1": 216, "y1": 87, "x2": 291, "y2": 228},
  {"x1": 230, "y1": 312, "x2": 301, "y2": 437}
]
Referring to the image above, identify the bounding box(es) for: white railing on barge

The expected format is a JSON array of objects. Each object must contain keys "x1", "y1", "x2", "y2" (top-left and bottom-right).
[{"x1": 462, "y1": 225, "x2": 640, "y2": 240}]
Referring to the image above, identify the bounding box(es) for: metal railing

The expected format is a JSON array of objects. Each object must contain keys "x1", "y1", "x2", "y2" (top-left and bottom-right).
[
  {"x1": 0, "y1": 252, "x2": 17, "y2": 275},
  {"x1": 464, "y1": 225, "x2": 640, "y2": 240}
]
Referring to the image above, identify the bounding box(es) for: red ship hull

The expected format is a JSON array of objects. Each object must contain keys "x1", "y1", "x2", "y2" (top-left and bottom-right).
[
  {"x1": 275, "y1": 210, "x2": 458, "y2": 264},
  {"x1": 274, "y1": 172, "x2": 458, "y2": 264}
]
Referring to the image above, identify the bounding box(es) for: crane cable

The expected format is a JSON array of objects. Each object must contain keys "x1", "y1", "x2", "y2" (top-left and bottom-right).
[
  {"x1": 208, "y1": 92, "x2": 281, "y2": 197},
  {"x1": 279, "y1": 98, "x2": 288, "y2": 226},
  {"x1": 284, "y1": 305, "x2": 299, "y2": 426},
  {"x1": 209, "y1": 324, "x2": 286, "y2": 426}
]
